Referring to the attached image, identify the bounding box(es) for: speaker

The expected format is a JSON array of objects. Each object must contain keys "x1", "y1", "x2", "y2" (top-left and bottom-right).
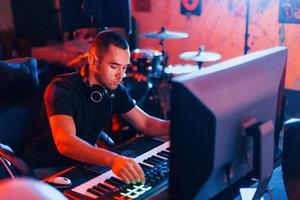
[
  {"x1": 284, "y1": 89, "x2": 300, "y2": 119},
  {"x1": 11, "y1": 0, "x2": 61, "y2": 45},
  {"x1": 180, "y1": 0, "x2": 202, "y2": 16},
  {"x1": 282, "y1": 120, "x2": 300, "y2": 177},
  {"x1": 60, "y1": 0, "x2": 132, "y2": 35}
]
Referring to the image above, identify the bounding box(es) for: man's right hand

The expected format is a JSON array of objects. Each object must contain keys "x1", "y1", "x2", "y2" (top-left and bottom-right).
[{"x1": 111, "y1": 155, "x2": 145, "y2": 184}]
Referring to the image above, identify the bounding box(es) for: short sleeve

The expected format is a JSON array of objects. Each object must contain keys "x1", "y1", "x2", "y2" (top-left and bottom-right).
[
  {"x1": 112, "y1": 84, "x2": 135, "y2": 114},
  {"x1": 44, "y1": 79, "x2": 75, "y2": 118}
]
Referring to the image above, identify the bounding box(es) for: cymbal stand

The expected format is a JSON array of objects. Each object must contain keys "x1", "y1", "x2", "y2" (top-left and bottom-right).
[
  {"x1": 196, "y1": 45, "x2": 205, "y2": 69},
  {"x1": 197, "y1": 62, "x2": 203, "y2": 69},
  {"x1": 159, "y1": 38, "x2": 169, "y2": 77},
  {"x1": 157, "y1": 38, "x2": 170, "y2": 119},
  {"x1": 158, "y1": 26, "x2": 169, "y2": 74}
]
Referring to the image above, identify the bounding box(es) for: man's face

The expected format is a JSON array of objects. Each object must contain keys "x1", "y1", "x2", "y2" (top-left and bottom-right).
[{"x1": 91, "y1": 45, "x2": 130, "y2": 89}]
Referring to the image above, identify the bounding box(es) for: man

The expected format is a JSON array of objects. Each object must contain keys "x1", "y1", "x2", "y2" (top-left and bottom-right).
[{"x1": 23, "y1": 31, "x2": 170, "y2": 184}]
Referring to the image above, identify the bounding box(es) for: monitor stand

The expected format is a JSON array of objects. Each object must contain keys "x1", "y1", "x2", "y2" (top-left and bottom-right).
[{"x1": 242, "y1": 120, "x2": 275, "y2": 200}]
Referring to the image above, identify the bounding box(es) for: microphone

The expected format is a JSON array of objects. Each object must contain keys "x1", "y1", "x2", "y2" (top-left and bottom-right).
[{"x1": 98, "y1": 131, "x2": 115, "y2": 148}]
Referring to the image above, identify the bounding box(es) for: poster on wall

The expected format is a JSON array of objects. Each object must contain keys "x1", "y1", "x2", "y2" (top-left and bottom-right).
[
  {"x1": 181, "y1": 0, "x2": 202, "y2": 16},
  {"x1": 279, "y1": 0, "x2": 300, "y2": 23}
]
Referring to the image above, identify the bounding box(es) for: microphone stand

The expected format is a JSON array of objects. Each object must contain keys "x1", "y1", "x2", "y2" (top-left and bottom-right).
[{"x1": 244, "y1": 0, "x2": 250, "y2": 55}]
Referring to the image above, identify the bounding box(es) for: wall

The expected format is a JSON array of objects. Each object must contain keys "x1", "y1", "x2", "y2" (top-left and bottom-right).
[
  {"x1": 0, "y1": 0, "x2": 14, "y2": 31},
  {"x1": 131, "y1": 0, "x2": 300, "y2": 89},
  {"x1": 0, "y1": 0, "x2": 15, "y2": 59}
]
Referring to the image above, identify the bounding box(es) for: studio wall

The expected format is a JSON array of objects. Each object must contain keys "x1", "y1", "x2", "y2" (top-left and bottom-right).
[{"x1": 131, "y1": 0, "x2": 300, "y2": 89}]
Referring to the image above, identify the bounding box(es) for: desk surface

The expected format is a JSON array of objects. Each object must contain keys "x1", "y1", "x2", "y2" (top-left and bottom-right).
[{"x1": 152, "y1": 166, "x2": 290, "y2": 200}]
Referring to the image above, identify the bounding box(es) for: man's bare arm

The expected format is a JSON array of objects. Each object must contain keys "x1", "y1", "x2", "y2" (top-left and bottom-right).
[
  {"x1": 49, "y1": 115, "x2": 144, "y2": 184},
  {"x1": 122, "y1": 106, "x2": 170, "y2": 137}
]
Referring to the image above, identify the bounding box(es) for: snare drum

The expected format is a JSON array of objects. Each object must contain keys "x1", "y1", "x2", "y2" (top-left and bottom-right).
[{"x1": 130, "y1": 48, "x2": 163, "y2": 77}]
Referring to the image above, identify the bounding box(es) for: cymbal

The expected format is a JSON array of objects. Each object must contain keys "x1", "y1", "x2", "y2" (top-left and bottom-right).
[
  {"x1": 179, "y1": 50, "x2": 221, "y2": 62},
  {"x1": 164, "y1": 64, "x2": 199, "y2": 75},
  {"x1": 140, "y1": 27, "x2": 189, "y2": 40}
]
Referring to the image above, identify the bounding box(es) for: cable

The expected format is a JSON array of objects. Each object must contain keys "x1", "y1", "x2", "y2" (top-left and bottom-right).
[{"x1": 0, "y1": 156, "x2": 15, "y2": 181}]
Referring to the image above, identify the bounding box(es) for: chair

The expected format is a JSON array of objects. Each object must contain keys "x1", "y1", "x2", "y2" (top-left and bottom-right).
[{"x1": 0, "y1": 57, "x2": 47, "y2": 179}]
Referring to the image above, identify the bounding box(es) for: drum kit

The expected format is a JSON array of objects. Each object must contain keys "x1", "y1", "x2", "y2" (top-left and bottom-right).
[{"x1": 124, "y1": 27, "x2": 222, "y2": 119}]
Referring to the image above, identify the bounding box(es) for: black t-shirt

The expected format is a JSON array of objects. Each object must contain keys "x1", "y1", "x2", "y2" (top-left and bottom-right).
[{"x1": 23, "y1": 72, "x2": 135, "y2": 167}]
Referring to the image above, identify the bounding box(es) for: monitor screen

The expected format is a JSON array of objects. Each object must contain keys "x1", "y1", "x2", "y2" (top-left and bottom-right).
[{"x1": 169, "y1": 47, "x2": 287, "y2": 199}]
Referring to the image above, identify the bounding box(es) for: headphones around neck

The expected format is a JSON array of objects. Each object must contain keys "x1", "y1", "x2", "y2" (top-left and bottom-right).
[
  {"x1": 88, "y1": 84, "x2": 110, "y2": 103},
  {"x1": 81, "y1": 65, "x2": 113, "y2": 104}
]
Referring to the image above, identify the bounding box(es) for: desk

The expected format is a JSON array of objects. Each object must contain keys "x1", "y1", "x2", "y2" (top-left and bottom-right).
[{"x1": 151, "y1": 166, "x2": 291, "y2": 200}]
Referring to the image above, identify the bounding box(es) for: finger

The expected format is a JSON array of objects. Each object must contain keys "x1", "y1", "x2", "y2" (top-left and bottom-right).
[
  {"x1": 132, "y1": 163, "x2": 145, "y2": 183},
  {"x1": 127, "y1": 164, "x2": 142, "y2": 183},
  {"x1": 121, "y1": 167, "x2": 136, "y2": 184},
  {"x1": 118, "y1": 171, "x2": 130, "y2": 184}
]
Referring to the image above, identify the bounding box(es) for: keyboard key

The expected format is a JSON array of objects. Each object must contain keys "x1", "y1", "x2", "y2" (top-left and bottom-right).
[
  {"x1": 87, "y1": 188, "x2": 104, "y2": 197},
  {"x1": 111, "y1": 177, "x2": 126, "y2": 185},
  {"x1": 139, "y1": 163, "x2": 153, "y2": 171},
  {"x1": 138, "y1": 184, "x2": 152, "y2": 191},
  {"x1": 98, "y1": 182, "x2": 114, "y2": 191},
  {"x1": 121, "y1": 191, "x2": 139, "y2": 198},
  {"x1": 157, "y1": 152, "x2": 168, "y2": 158},
  {"x1": 148, "y1": 157, "x2": 161, "y2": 165},
  {"x1": 162, "y1": 150, "x2": 170, "y2": 155},
  {"x1": 152, "y1": 155, "x2": 165, "y2": 162},
  {"x1": 143, "y1": 159, "x2": 158, "y2": 166},
  {"x1": 105, "y1": 179, "x2": 122, "y2": 187},
  {"x1": 126, "y1": 187, "x2": 145, "y2": 195},
  {"x1": 127, "y1": 192, "x2": 139, "y2": 199},
  {"x1": 92, "y1": 185, "x2": 108, "y2": 194}
]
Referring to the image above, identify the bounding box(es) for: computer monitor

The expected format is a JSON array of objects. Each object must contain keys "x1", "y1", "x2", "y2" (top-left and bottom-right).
[{"x1": 169, "y1": 47, "x2": 287, "y2": 199}]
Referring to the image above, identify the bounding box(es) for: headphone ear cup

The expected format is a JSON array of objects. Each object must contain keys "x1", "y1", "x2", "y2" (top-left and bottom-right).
[{"x1": 89, "y1": 85, "x2": 108, "y2": 103}]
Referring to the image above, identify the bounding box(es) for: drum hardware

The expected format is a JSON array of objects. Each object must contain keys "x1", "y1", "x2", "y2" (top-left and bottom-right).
[
  {"x1": 139, "y1": 26, "x2": 190, "y2": 74},
  {"x1": 137, "y1": 27, "x2": 190, "y2": 119}
]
